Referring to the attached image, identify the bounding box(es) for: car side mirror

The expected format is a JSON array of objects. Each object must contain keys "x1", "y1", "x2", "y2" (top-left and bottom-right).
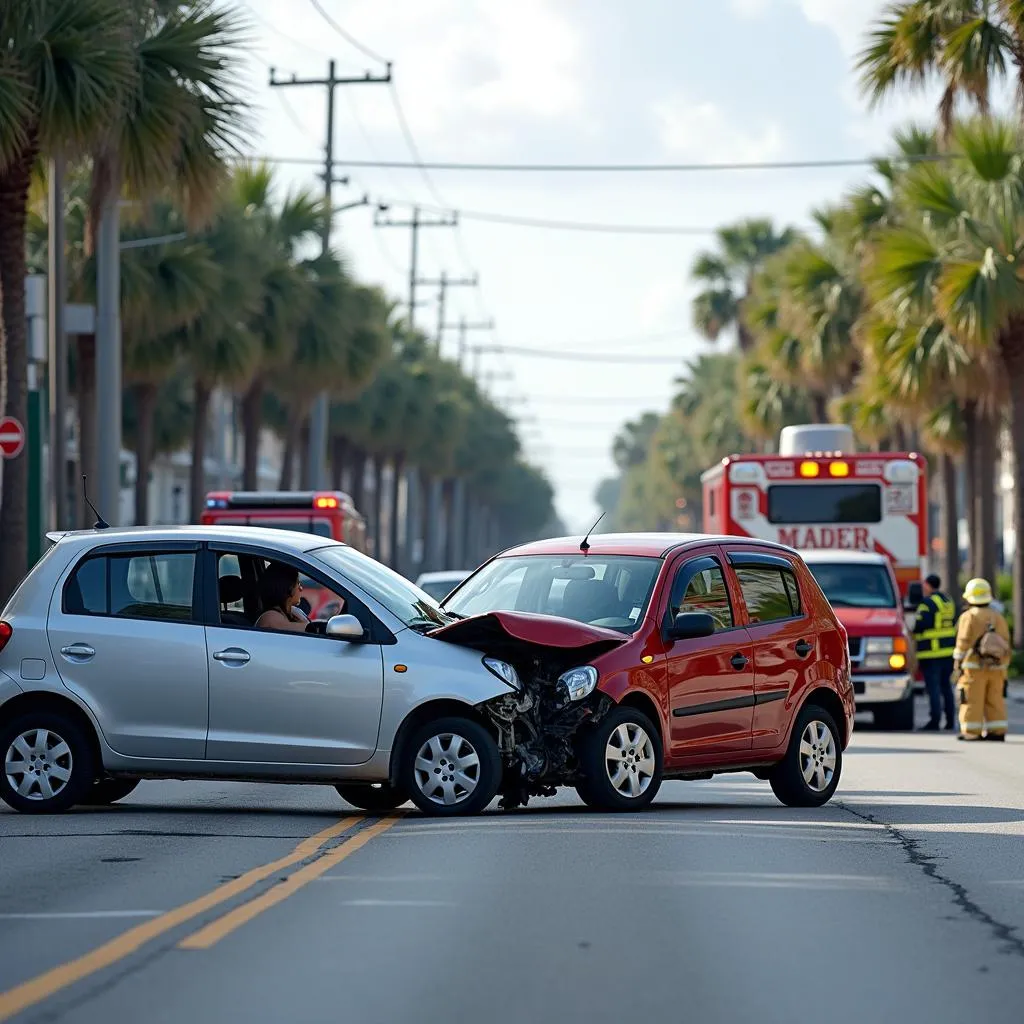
[
  {"x1": 906, "y1": 581, "x2": 924, "y2": 610},
  {"x1": 666, "y1": 611, "x2": 716, "y2": 642},
  {"x1": 325, "y1": 614, "x2": 365, "y2": 641}
]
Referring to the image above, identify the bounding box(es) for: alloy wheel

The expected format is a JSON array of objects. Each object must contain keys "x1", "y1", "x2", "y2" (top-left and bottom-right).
[
  {"x1": 413, "y1": 732, "x2": 482, "y2": 807},
  {"x1": 798, "y1": 720, "x2": 837, "y2": 793},
  {"x1": 4, "y1": 729, "x2": 74, "y2": 802},
  {"x1": 604, "y1": 721, "x2": 656, "y2": 799}
]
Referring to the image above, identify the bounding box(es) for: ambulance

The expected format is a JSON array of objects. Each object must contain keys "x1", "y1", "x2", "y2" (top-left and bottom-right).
[{"x1": 701, "y1": 424, "x2": 928, "y2": 600}]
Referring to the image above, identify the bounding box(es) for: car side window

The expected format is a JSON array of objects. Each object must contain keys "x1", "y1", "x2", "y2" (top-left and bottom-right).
[
  {"x1": 666, "y1": 557, "x2": 734, "y2": 632},
  {"x1": 64, "y1": 552, "x2": 197, "y2": 623},
  {"x1": 735, "y1": 566, "x2": 801, "y2": 624}
]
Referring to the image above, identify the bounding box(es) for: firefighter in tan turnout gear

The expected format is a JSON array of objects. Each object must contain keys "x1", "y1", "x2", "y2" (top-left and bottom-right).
[{"x1": 953, "y1": 578, "x2": 1011, "y2": 741}]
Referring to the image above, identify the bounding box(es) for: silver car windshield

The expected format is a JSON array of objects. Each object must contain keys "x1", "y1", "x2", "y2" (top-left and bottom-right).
[
  {"x1": 312, "y1": 546, "x2": 450, "y2": 630},
  {"x1": 445, "y1": 554, "x2": 663, "y2": 634}
]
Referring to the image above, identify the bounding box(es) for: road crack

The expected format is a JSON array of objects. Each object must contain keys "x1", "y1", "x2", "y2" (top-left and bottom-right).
[{"x1": 840, "y1": 802, "x2": 1024, "y2": 960}]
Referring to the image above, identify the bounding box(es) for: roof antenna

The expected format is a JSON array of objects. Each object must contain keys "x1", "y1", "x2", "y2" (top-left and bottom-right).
[
  {"x1": 579, "y1": 511, "x2": 605, "y2": 555},
  {"x1": 82, "y1": 475, "x2": 109, "y2": 530}
]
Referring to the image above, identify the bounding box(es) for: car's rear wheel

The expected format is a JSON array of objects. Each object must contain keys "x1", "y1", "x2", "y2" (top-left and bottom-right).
[
  {"x1": 335, "y1": 782, "x2": 408, "y2": 812},
  {"x1": 82, "y1": 778, "x2": 140, "y2": 806},
  {"x1": 576, "y1": 706, "x2": 663, "y2": 812},
  {"x1": 0, "y1": 710, "x2": 95, "y2": 814},
  {"x1": 769, "y1": 704, "x2": 842, "y2": 808},
  {"x1": 401, "y1": 716, "x2": 501, "y2": 817}
]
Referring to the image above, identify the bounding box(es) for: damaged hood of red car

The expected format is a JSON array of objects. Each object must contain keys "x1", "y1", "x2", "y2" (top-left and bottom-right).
[{"x1": 429, "y1": 611, "x2": 628, "y2": 664}]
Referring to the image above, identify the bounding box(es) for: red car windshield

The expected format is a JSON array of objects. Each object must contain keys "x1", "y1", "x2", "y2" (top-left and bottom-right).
[
  {"x1": 805, "y1": 563, "x2": 897, "y2": 609},
  {"x1": 445, "y1": 554, "x2": 663, "y2": 634}
]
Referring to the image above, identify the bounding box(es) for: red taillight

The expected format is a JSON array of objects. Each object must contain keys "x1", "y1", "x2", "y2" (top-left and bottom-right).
[{"x1": 0, "y1": 621, "x2": 11, "y2": 654}]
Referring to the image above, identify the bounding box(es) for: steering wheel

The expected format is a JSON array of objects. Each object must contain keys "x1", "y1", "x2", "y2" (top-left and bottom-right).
[{"x1": 305, "y1": 619, "x2": 328, "y2": 636}]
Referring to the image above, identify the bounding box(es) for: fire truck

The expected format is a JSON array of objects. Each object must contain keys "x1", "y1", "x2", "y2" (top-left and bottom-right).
[{"x1": 701, "y1": 424, "x2": 928, "y2": 599}]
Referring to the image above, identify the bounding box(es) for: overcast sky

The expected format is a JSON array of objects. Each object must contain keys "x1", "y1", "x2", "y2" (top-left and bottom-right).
[{"x1": 240, "y1": 0, "x2": 939, "y2": 531}]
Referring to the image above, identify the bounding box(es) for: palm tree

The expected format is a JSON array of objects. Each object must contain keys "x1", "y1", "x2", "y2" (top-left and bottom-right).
[
  {"x1": 120, "y1": 201, "x2": 219, "y2": 523},
  {"x1": 857, "y1": 1, "x2": 1024, "y2": 136},
  {"x1": 0, "y1": 0, "x2": 135, "y2": 602},
  {"x1": 866, "y1": 118, "x2": 1024, "y2": 642},
  {"x1": 232, "y1": 167, "x2": 321, "y2": 489},
  {"x1": 79, "y1": 0, "x2": 247, "y2": 513},
  {"x1": 690, "y1": 219, "x2": 797, "y2": 352}
]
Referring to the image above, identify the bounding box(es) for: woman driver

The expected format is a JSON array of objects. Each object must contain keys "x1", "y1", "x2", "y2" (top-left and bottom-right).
[{"x1": 256, "y1": 563, "x2": 310, "y2": 633}]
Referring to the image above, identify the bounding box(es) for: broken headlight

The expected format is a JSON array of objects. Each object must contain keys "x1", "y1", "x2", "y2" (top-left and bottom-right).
[
  {"x1": 483, "y1": 657, "x2": 521, "y2": 690},
  {"x1": 558, "y1": 665, "x2": 598, "y2": 702}
]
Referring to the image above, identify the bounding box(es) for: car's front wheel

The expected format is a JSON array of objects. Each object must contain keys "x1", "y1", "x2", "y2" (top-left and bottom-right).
[
  {"x1": 82, "y1": 778, "x2": 140, "y2": 806},
  {"x1": 0, "y1": 710, "x2": 95, "y2": 814},
  {"x1": 335, "y1": 782, "x2": 408, "y2": 812},
  {"x1": 401, "y1": 716, "x2": 501, "y2": 816},
  {"x1": 769, "y1": 703, "x2": 842, "y2": 808},
  {"x1": 576, "y1": 706, "x2": 663, "y2": 811}
]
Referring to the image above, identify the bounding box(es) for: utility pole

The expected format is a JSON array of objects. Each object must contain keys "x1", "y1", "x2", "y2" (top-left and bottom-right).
[
  {"x1": 270, "y1": 60, "x2": 391, "y2": 491},
  {"x1": 47, "y1": 155, "x2": 67, "y2": 531},
  {"x1": 417, "y1": 272, "x2": 477, "y2": 351},
  {"x1": 444, "y1": 318, "x2": 494, "y2": 370},
  {"x1": 374, "y1": 206, "x2": 458, "y2": 330}
]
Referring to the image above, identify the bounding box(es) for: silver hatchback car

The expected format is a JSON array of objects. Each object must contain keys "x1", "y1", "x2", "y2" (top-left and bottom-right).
[{"x1": 0, "y1": 526, "x2": 539, "y2": 816}]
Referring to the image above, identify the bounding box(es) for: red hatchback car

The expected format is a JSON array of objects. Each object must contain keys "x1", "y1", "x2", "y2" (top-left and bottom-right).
[{"x1": 439, "y1": 532, "x2": 854, "y2": 811}]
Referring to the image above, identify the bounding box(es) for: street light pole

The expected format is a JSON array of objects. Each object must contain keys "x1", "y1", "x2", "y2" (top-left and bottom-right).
[{"x1": 47, "y1": 155, "x2": 68, "y2": 531}]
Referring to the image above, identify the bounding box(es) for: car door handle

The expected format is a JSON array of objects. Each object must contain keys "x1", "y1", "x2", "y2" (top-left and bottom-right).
[
  {"x1": 730, "y1": 653, "x2": 749, "y2": 670},
  {"x1": 60, "y1": 644, "x2": 95, "y2": 659},
  {"x1": 213, "y1": 648, "x2": 250, "y2": 665},
  {"x1": 795, "y1": 640, "x2": 813, "y2": 658}
]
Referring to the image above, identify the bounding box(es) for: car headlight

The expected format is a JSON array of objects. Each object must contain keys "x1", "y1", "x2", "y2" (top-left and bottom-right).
[
  {"x1": 483, "y1": 658, "x2": 520, "y2": 690},
  {"x1": 558, "y1": 665, "x2": 598, "y2": 702},
  {"x1": 863, "y1": 636, "x2": 907, "y2": 671}
]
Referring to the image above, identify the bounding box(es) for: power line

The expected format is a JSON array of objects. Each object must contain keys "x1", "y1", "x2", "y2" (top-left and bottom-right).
[
  {"x1": 274, "y1": 90, "x2": 317, "y2": 144},
  {"x1": 480, "y1": 344, "x2": 684, "y2": 364},
  {"x1": 244, "y1": 2, "x2": 333, "y2": 60},
  {"x1": 308, "y1": 0, "x2": 390, "y2": 66},
  {"x1": 245, "y1": 152, "x2": 967, "y2": 173},
  {"x1": 388, "y1": 83, "x2": 448, "y2": 209}
]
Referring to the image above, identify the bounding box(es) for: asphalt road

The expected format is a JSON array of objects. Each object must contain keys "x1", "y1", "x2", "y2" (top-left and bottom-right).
[{"x1": 2, "y1": 691, "x2": 1024, "y2": 1024}]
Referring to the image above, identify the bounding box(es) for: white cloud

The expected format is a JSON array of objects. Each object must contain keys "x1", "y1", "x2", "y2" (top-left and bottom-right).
[
  {"x1": 730, "y1": 0, "x2": 773, "y2": 16},
  {"x1": 653, "y1": 93, "x2": 785, "y2": 163},
  {"x1": 797, "y1": 0, "x2": 882, "y2": 60}
]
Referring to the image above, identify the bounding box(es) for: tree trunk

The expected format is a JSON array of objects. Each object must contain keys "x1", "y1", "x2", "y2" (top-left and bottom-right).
[
  {"x1": 974, "y1": 408, "x2": 998, "y2": 584},
  {"x1": 0, "y1": 148, "x2": 35, "y2": 603},
  {"x1": 189, "y1": 379, "x2": 212, "y2": 522},
  {"x1": 371, "y1": 453, "x2": 385, "y2": 561},
  {"x1": 388, "y1": 454, "x2": 405, "y2": 570},
  {"x1": 811, "y1": 391, "x2": 828, "y2": 424},
  {"x1": 940, "y1": 453, "x2": 960, "y2": 601},
  {"x1": 963, "y1": 402, "x2": 979, "y2": 577},
  {"x1": 241, "y1": 375, "x2": 263, "y2": 490},
  {"x1": 132, "y1": 382, "x2": 158, "y2": 526},
  {"x1": 76, "y1": 334, "x2": 98, "y2": 526},
  {"x1": 1000, "y1": 328, "x2": 1024, "y2": 650},
  {"x1": 442, "y1": 478, "x2": 456, "y2": 568},
  {"x1": 330, "y1": 436, "x2": 348, "y2": 491},
  {"x1": 279, "y1": 407, "x2": 303, "y2": 491},
  {"x1": 419, "y1": 468, "x2": 433, "y2": 574},
  {"x1": 349, "y1": 447, "x2": 367, "y2": 512},
  {"x1": 298, "y1": 420, "x2": 312, "y2": 490}
]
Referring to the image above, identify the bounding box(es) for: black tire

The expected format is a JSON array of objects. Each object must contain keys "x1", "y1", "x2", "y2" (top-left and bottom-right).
[
  {"x1": 401, "y1": 716, "x2": 501, "y2": 817},
  {"x1": 82, "y1": 778, "x2": 140, "y2": 806},
  {"x1": 874, "y1": 694, "x2": 915, "y2": 732},
  {"x1": 769, "y1": 703, "x2": 842, "y2": 808},
  {"x1": 575, "y1": 705, "x2": 663, "y2": 812},
  {"x1": 335, "y1": 782, "x2": 408, "y2": 812},
  {"x1": 0, "y1": 709, "x2": 96, "y2": 814}
]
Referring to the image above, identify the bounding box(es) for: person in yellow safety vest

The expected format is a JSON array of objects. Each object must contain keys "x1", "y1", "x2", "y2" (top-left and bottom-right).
[
  {"x1": 913, "y1": 574, "x2": 958, "y2": 731},
  {"x1": 953, "y1": 578, "x2": 1012, "y2": 741}
]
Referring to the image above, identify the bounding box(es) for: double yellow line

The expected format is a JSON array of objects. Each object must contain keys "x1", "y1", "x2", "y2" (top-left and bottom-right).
[{"x1": 0, "y1": 813, "x2": 402, "y2": 1022}]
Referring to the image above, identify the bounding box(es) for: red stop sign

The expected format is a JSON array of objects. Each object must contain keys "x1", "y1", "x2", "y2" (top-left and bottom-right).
[{"x1": 0, "y1": 416, "x2": 25, "y2": 459}]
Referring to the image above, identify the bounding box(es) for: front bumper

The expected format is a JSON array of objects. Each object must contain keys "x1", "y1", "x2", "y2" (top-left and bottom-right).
[{"x1": 852, "y1": 672, "x2": 913, "y2": 705}]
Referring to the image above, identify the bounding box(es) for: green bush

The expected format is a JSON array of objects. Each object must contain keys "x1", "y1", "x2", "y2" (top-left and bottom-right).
[
  {"x1": 997, "y1": 573, "x2": 1012, "y2": 603},
  {"x1": 1011, "y1": 651, "x2": 1024, "y2": 680}
]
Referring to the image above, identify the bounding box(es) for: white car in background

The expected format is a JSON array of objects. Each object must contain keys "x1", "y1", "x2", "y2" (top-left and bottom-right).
[{"x1": 415, "y1": 570, "x2": 471, "y2": 602}]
